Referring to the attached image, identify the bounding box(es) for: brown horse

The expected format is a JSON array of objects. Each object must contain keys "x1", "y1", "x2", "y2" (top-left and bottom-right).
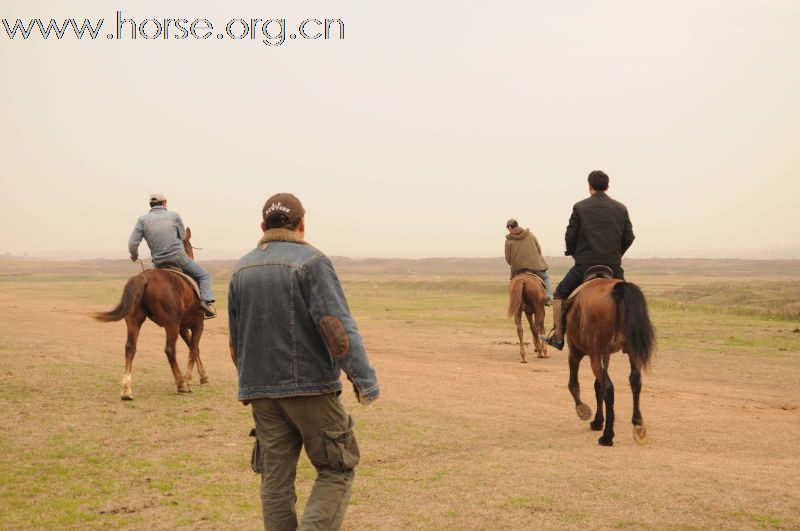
[
  {"x1": 94, "y1": 228, "x2": 208, "y2": 400},
  {"x1": 565, "y1": 279, "x2": 655, "y2": 446},
  {"x1": 507, "y1": 273, "x2": 548, "y2": 363}
]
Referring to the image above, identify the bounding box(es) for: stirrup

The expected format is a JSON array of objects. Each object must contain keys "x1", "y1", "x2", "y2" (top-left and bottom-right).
[
  {"x1": 200, "y1": 301, "x2": 217, "y2": 319},
  {"x1": 542, "y1": 327, "x2": 564, "y2": 351}
]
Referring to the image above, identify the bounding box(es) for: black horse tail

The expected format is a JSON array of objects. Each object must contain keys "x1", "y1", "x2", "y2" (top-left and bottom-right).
[
  {"x1": 94, "y1": 274, "x2": 148, "y2": 322},
  {"x1": 612, "y1": 282, "x2": 655, "y2": 371},
  {"x1": 507, "y1": 276, "x2": 524, "y2": 319}
]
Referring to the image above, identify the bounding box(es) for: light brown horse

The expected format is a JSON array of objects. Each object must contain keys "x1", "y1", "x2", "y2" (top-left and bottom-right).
[
  {"x1": 565, "y1": 278, "x2": 655, "y2": 446},
  {"x1": 94, "y1": 228, "x2": 208, "y2": 400},
  {"x1": 507, "y1": 273, "x2": 548, "y2": 362}
]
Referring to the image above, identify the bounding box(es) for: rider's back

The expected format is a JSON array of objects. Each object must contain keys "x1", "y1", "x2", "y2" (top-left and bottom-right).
[
  {"x1": 130, "y1": 207, "x2": 185, "y2": 264},
  {"x1": 567, "y1": 192, "x2": 634, "y2": 266}
]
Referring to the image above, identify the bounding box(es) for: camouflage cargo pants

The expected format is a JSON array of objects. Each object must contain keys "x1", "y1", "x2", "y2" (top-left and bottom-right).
[{"x1": 250, "y1": 393, "x2": 360, "y2": 531}]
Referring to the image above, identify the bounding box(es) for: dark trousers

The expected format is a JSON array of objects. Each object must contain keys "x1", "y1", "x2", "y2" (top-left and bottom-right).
[
  {"x1": 251, "y1": 393, "x2": 360, "y2": 531},
  {"x1": 554, "y1": 264, "x2": 625, "y2": 300}
]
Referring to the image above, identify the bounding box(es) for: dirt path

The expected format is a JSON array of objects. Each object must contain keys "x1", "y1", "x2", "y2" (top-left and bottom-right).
[{"x1": 2, "y1": 290, "x2": 800, "y2": 529}]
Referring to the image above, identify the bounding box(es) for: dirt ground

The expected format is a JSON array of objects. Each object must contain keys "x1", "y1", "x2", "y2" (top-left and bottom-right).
[{"x1": 1, "y1": 258, "x2": 799, "y2": 529}]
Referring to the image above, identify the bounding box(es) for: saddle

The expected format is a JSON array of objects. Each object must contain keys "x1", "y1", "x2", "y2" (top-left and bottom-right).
[
  {"x1": 513, "y1": 270, "x2": 545, "y2": 289},
  {"x1": 582, "y1": 265, "x2": 614, "y2": 283},
  {"x1": 155, "y1": 264, "x2": 202, "y2": 300},
  {"x1": 566, "y1": 265, "x2": 615, "y2": 302}
]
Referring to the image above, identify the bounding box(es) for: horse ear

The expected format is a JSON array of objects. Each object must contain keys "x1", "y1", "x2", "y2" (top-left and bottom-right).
[{"x1": 185, "y1": 227, "x2": 192, "y2": 241}]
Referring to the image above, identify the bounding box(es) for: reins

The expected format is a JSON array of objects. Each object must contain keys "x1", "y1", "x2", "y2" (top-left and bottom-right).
[{"x1": 135, "y1": 259, "x2": 153, "y2": 271}]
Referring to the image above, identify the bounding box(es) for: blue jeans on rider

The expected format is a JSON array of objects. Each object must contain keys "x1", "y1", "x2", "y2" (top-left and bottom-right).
[
  {"x1": 175, "y1": 254, "x2": 214, "y2": 302},
  {"x1": 534, "y1": 270, "x2": 552, "y2": 301},
  {"x1": 554, "y1": 264, "x2": 625, "y2": 300}
]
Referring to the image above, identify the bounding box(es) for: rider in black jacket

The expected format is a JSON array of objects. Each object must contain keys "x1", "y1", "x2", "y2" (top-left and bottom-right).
[{"x1": 545, "y1": 171, "x2": 635, "y2": 350}]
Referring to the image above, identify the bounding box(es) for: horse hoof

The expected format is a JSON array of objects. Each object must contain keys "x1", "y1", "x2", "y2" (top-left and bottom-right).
[
  {"x1": 178, "y1": 386, "x2": 192, "y2": 394},
  {"x1": 598, "y1": 436, "x2": 614, "y2": 447},
  {"x1": 576, "y1": 404, "x2": 592, "y2": 421},
  {"x1": 121, "y1": 395, "x2": 134, "y2": 401},
  {"x1": 200, "y1": 377, "x2": 209, "y2": 384},
  {"x1": 520, "y1": 359, "x2": 527, "y2": 364},
  {"x1": 633, "y1": 425, "x2": 648, "y2": 445}
]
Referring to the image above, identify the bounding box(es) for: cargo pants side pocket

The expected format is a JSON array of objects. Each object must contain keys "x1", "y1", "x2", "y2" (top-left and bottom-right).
[{"x1": 322, "y1": 416, "x2": 360, "y2": 471}]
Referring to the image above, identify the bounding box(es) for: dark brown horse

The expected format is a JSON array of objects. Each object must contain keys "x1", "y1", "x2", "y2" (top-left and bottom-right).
[
  {"x1": 507, "y1": 273, "x2": 548, "y2": 363},
  {"x1": 94, "y1": 228, "x2": 208, "y2": 400},
  {"x1": 566, "y1": 279, "x2": 655, "y2": 446}
]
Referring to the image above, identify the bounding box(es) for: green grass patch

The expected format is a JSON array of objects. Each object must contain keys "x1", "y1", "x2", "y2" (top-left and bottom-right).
[
  {"x1": 729, "y1": 510, "x2": 797, "y2": 528},
  {"x1": 655, "y1": 281, "x2": 800, "y2": 321}
]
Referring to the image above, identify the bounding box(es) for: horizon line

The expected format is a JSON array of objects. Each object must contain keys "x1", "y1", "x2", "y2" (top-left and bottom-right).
[{"x1": 1, "y1": 254, "x2": 798, "y2": 263}]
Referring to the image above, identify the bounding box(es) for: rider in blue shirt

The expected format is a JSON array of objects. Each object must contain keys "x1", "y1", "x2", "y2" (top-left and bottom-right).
[{"x1": 128, "y1": 193, "x2": 216, "y2": 318}]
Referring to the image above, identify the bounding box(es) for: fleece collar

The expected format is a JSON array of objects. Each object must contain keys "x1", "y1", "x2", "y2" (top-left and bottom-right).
[{"x1": 258, "y1": 228, "x2": 308, "y2": 246}]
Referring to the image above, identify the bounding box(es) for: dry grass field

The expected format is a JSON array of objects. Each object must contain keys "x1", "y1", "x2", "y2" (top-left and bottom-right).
[{"x1": 1, "y1": 257, "x2": 799, "y2": 529}]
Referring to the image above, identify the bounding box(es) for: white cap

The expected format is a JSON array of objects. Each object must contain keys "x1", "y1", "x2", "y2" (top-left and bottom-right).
[{"x1": 149, "y1": 193, "x2": 167, "y2": 202}]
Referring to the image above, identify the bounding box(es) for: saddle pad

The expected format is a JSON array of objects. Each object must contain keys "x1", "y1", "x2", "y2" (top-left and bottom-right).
[
  {"x1": 163, "y1": 268, "x2": 201, "y2": 300},
  {"x1": 514, "y1": 272, "x2": 545, "y2": 288},
  {"x1": 566, "y1": 277, "x2": 603, "y2": 302}
]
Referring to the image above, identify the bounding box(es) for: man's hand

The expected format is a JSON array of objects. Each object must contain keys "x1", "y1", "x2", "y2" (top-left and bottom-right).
[
  {"x1": 352, "y1": 383, "x2": 378, "y2": 405},
  {"x1": 130, "y1": 255, "x2": 137, "y2": 262}
]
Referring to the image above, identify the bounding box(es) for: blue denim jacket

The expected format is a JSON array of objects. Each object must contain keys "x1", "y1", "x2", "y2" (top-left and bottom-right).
[
  {"x1": 228, "y1": 229, "x2": 380, "y2": 404},
  {"x1": 128, "y1": 206, "x2": 187, "y2": 264}
]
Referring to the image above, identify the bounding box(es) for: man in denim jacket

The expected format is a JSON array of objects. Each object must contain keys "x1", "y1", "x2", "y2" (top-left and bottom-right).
[
  {"x1": 228, "y1": 193, "x2": 379, "y2": 530},
  {"x1": 128, "y1": 193, "x2": 216, "y2": 318}
]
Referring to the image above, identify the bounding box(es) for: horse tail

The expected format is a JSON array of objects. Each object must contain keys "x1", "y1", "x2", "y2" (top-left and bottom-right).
[
  {"x1": 507, "y1": 277, "x2": 524, "y2": 319},
  {"x1": 94, "y1": 274, "x2": 148, "y2": 322},
  {"x1": 612, "y1": 282, "x2": 656, "y2": 371}
]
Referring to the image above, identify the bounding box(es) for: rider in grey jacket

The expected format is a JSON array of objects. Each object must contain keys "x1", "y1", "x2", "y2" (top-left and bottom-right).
[{"x1": 128, "y1": 193, "x2": 216, "y2": 318}]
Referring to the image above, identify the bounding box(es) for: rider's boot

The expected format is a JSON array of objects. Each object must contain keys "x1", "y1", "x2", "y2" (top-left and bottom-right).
[
  {"x1": 543, "y1": 298, "x2": 564, "y2": 350},
  {"x1": 200, "y1": 300, "x2": 217, "y2": 319}
]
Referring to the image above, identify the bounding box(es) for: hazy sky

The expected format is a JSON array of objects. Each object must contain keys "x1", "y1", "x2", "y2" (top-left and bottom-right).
[{"x1": 2, "y1": 0, "x2": 799, "y2": 260}]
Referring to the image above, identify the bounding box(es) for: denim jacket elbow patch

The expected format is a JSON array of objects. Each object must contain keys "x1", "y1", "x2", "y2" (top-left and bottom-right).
[{"x1": 228, "y1": 238, "x2": 379, "y2": 403}]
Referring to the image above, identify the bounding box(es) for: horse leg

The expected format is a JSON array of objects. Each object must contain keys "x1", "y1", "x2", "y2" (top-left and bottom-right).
[
  {"x1": 515, "y1": 311, "x2": 527, "y2": 363},
  {"x1": 524, "y1": 311, "x2": 535, "y2": 354},
  {"x1": 591, "y1": 354, "x2": 615, "y2": 446},
  {"x1": 165, "y1": 324, "x2": 190, "y2": 393},
  {"x1": 568, "y1": 346, "x2": 591, "y2": 420},
  {"x1": 590, "y1": 378, "x2": 604, "y2": 431},
  {"x1": 600, "y1": 371, "x2": 615, "y2": 446},
  {"x1": 191, "y1": 319, "x2": 208, "y2": 384},
  {"x1": 121, "y1": 313, "x2": 145, "y2": 400},
  {"x1": 630, "y1": 357, "x2": 648, "y2": 445},
  {"x1": 531, "y1": 307, "x2": 547, "y2": 358},
  {"x1": 180, "y1": 328, "x2": 194, "y2": 386}
]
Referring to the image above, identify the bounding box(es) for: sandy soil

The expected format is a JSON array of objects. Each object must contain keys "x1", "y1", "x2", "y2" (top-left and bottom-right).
[{"x1": 1, "y1": 263, "x2": 799, "y2": 529}]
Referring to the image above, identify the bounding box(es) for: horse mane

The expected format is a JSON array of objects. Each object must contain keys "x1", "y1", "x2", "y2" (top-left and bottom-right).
[{"x1": 184, "y1": 227, "x2": 193, "y2": 259}]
